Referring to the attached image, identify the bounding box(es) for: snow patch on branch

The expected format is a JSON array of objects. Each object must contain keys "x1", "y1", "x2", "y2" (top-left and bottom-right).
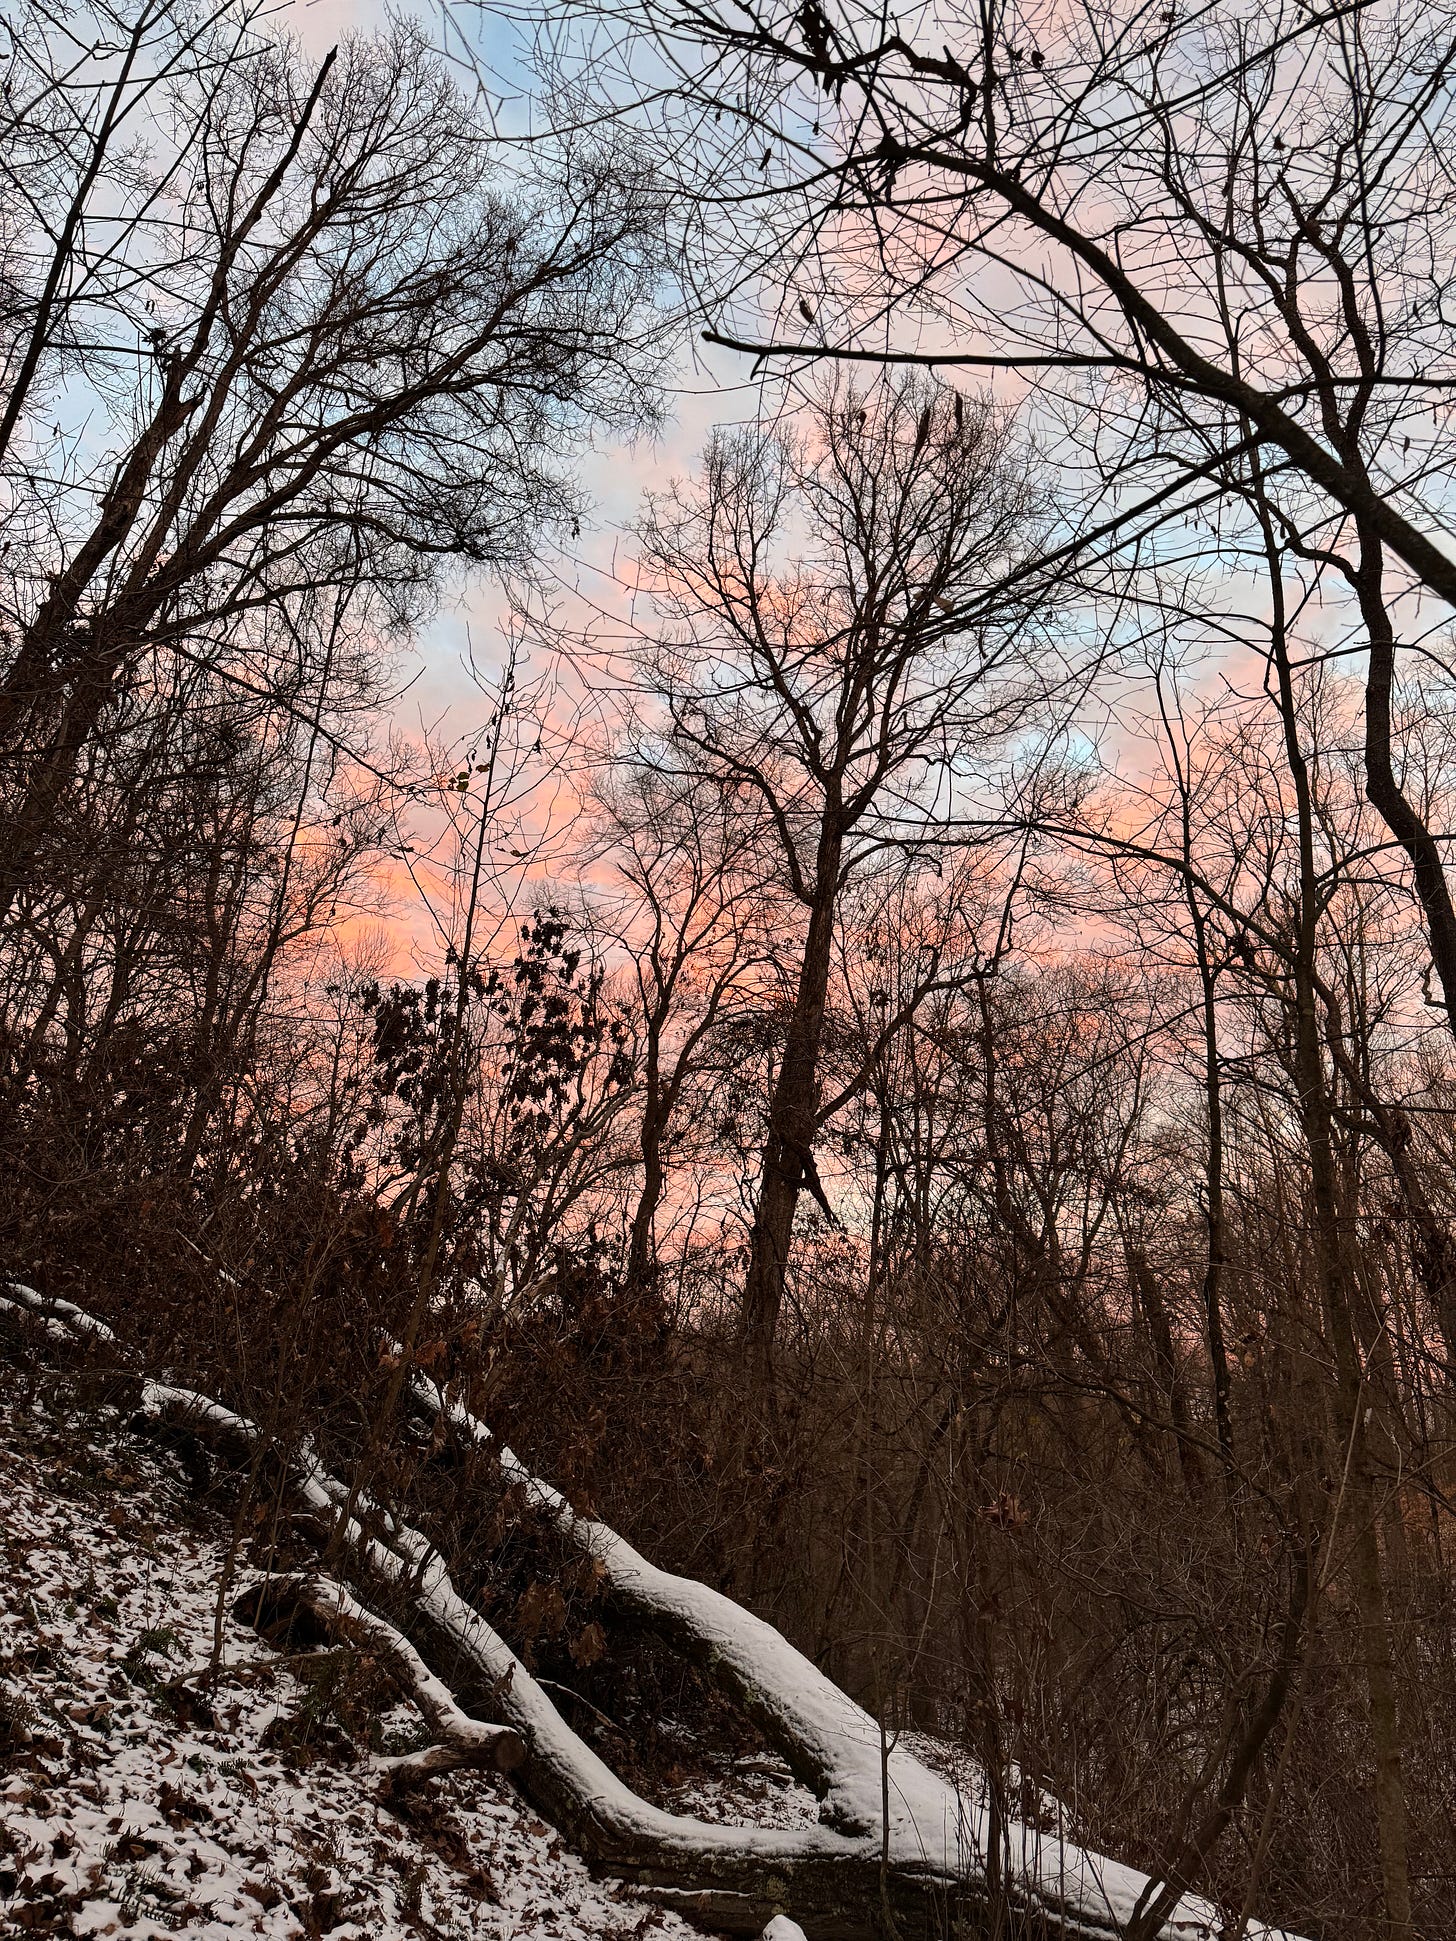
[
  {"x1": 2, "y1": 1282, "x2": 120, "y2": 1346},
  {"x1": 237, "y1": 1573, "x2": 526, "y2": 1783}
]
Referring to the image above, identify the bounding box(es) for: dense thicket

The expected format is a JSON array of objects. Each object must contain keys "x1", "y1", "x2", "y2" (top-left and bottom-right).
[{"x1": 5, "y1": 3, "x2": 1456, "y2": 1940}]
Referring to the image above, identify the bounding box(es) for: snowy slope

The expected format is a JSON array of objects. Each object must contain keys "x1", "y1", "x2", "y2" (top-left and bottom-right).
[{"x1": 0, "y1": 1393, "x2": 711, "y2": 1941}]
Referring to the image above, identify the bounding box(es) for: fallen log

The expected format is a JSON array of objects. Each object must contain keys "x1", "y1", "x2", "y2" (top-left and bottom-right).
[
  {"x1": 3, "y1": 1287, "x2": 1304, "y2": 1941},
  {"x1": 411, "y1": 1373, "x2": 955, "y2": 1835},
  {"x1": 233, "y1": 1571, "x2": 526, "y2": 1786}
]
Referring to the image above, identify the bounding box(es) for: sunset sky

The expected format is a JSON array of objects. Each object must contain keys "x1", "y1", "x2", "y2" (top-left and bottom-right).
[
  {"x1": 284, "y1": 0, "x2": 757, "y2": 718},
  {"x1": 270, "y1": 0, "x2": 1346, "y2": 992},
  {"x1": 263, "y1": 0, "x2": 784, "y2": 972}
]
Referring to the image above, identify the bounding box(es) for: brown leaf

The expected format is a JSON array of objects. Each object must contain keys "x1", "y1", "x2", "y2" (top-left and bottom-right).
[
  {"x1": 515, "y1": 1581, "x2": 546, "y2": 1635},
  {"x1": 570, "y1": 1621, "x2": 606, "y2": 1668}
]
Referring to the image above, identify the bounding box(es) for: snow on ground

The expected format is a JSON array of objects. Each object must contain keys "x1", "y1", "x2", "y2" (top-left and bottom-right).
[
  {"x1": 660, "y1": 1752, "x2": 821, "y2": 1837},
  {"x1": 0, "y1": 1391, "x2": 713, "y2": 1940}
]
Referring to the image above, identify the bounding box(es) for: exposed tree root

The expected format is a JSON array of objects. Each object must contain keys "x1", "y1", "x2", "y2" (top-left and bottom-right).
[{"x1": 3, "y1": 1284, "x2": 1303, "y2": 1941}]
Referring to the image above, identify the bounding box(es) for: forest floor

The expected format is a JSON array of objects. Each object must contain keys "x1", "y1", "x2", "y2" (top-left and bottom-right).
[{"x1": 0, "y1": 1387, "x2": 809, "y2": 1940}]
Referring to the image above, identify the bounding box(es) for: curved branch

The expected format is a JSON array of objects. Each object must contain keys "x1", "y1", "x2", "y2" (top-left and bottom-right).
[{"x1": 233, "y1": 1571, "x2": 527, "y2": 1785}]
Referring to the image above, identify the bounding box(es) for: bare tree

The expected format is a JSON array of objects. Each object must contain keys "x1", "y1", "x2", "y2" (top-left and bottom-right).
[
  {"x1": 0, "y1": 5, "x2": 665, "y2": 916},
  {"x1": 637, "y1": 372, "x2": 1051, "y2": 1363},
  {"x1": 562, "y1": 0, "x2": 1456, "y2": 1046},
  {"x1": 588, "y1": 759, "x2": 778, "y2": 1292}
]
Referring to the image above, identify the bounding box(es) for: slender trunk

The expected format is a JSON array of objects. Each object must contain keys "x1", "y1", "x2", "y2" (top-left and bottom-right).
[
  {"x1": 1356, "y1": 523, "x2": 1456, "y2": 1041},
  {"x1": 742, "y1": 824, "x2": 843, "y2": 1368},
  {"x1": 14, "y1": 889, "x2": 106, "y2": 1092},
  {"x1": 1128, "y1": 1243, "x2": 1201, "y2": 1493},
  {"x1": 1164, "y1": 661, "x2": 1237, "y2": 1477},
  {"x1": 1264, "y1": 511, "x2": 1413, "y2": 1941},
  {"x1": 1388, "y1": 1131, "x2": 1456, "y2": 1371},
  {"x1": 861, "y1": 1077, "x2": 889, "y2": 1698},
  {"x1": 1126, "y1": 1550, "x2": 1311, "y2": 1941},
  {"x1": 177, "y1": 844, "x2": 233, "y2": 1175},
  {"x1": 626, "y1": 1041, "x2": 668, "y2": 1290},
  {"x1": 1194, "y1": 935, "x2": 1236, "y2": 1473},
  {"x1": 0, "y1": 641, "x2": 127, "y2": 920}
]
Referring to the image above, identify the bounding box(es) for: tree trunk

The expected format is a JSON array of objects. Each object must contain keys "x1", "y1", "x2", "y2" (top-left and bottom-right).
[
  {"x1": 626, "y1": 1050, "x2": 668, "y2": 1290},
  {"x1": 742, "y1": 829, "x2": 843, "y2": 1368},
  {"x1": 1194, "y1": 940, "x2": 1236, "y2": 1474},
  {"x1": 0, "y1": 639, "x2": 128, "y2": 922},
  {"x1": 1268, "y1": 524, "x2": 1414, "y2": 1941},
  {"x1": 1127, "y1": 1244, "x2": 1201, "y2": 1493},
  {"x1": 1356, "y1": 524, "x2": 1456, "y2": 1043}
]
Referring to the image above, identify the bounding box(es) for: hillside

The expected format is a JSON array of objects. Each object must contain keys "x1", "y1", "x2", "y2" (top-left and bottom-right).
[{"x1": 0, "y1": 1388, "x2": 719, "y2": 1940}]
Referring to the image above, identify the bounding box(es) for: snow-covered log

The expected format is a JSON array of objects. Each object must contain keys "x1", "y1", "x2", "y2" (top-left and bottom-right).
[
  {"x1": 234, "y1": 1572, "x2": 526, "y2": 1783},
  {"x1": 412, "y1": 1375, "x2": 928, "y2": 1830},
  {"x1": 4, "y1": 1293, "x2": 1304, "y2": 1941},
  {"x1": 405, "y1": 1373, "x2": 1304, "y2": 1941},
  {"x1": 0, "y1": 1281, "x2": 120, "y2": 1352}
]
